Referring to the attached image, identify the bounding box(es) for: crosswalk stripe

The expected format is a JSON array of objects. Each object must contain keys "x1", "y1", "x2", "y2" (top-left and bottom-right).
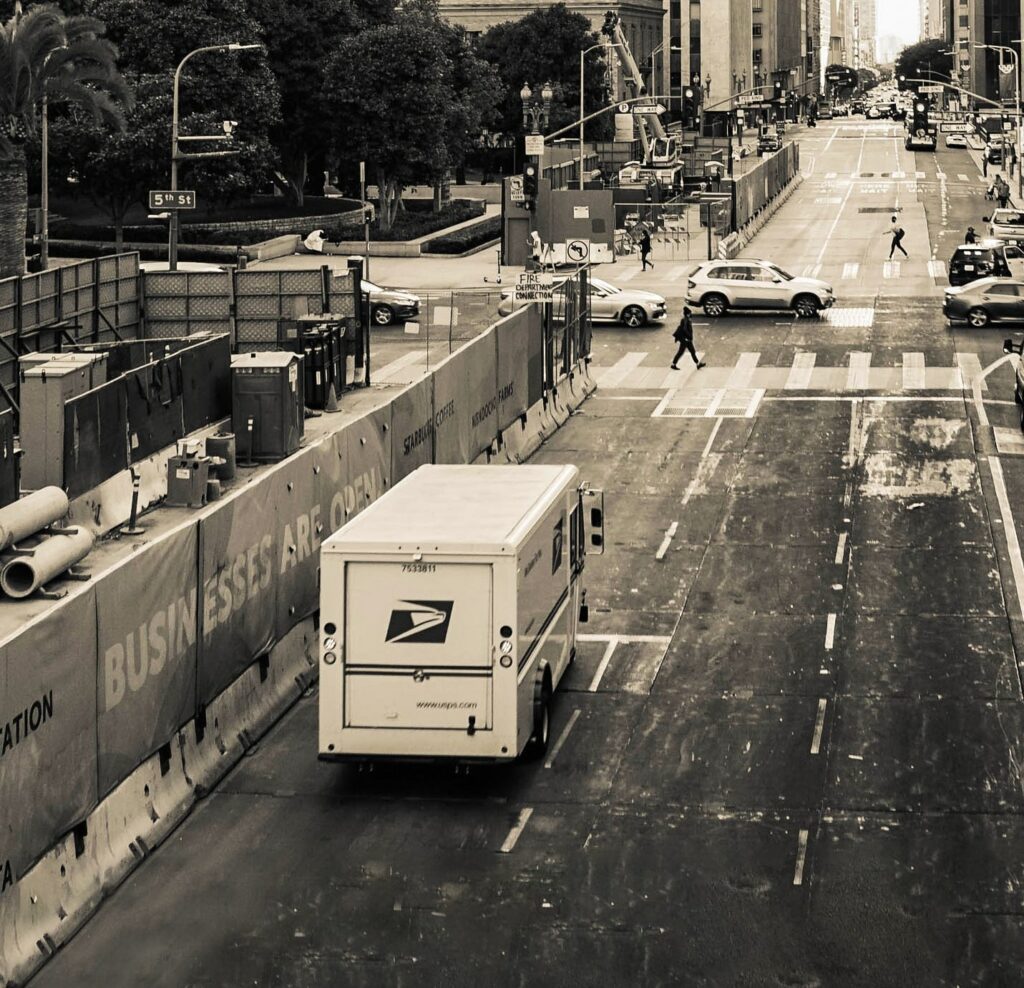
[
  {"x1": 785, "y1": 352, "x2": 816, "y2": 390},
  {"x1": 956, "y1": 352, "x2": 987, "y2": 392},
  {"x1": 825, "y1": 171, "x2": 837, "y2": 179},
  {"x1": 666, "y1": 265, "x2": 689, "y2": 281},
  {"x1": 892, "y1": 170, "x2": 906, "y2": 179},
  {"x1": 374, "y1": 350, "x2": 426, "y2": 382},
  {"x1": 915, "y1": 171, "x2": 925, "y2": 179},
  {"x1": 727, "y1": 352, "x2": 760, "y2": 388},
  {"x1": 615, "y1": 266, "x2": 640, "y2": 282},
  {"x1": 599, "y1": 351, "x2": 648, "y2": 388},
  {"x1": 882, "y1": 261, "x2": 901, "y2": 279},
  {"x1": 928, "y1": 259, "x2": 947, "y2": 277},
  {"x1": 847, "y1": 352, "x2": 871, "y2": 390},
  {"x1": 958, "y1": 173, "x2": 971, "y2": 182},
  {"x1": 841, "y1": 262, "x2": 859, "y2": 279},
  {"x1": 802, "y1": 263, "x2": 822, "y2": 277},
  {"x1": 903, "y1": 352, "x2": 926, "y2": 390}
]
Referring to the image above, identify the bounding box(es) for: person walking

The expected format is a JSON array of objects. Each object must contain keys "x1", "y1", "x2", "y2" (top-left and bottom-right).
[
  {"x1": 639, "y1": 228, "x2": 653, "y2": 271},
  {"x1": 998, "y1": 177, "x2": 1011, "y2": 209},
  {"x1": 671, "y1": 306, "x2": 705, "y2": 370},
  {"x1": 887, "y1": 215, "x2": 908, "y2": 259},
  {"x1": 965, "y1": 226, "x2": 978, "y2": 244}
]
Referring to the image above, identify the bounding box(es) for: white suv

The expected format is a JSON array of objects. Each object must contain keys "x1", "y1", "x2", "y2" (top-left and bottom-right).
[{"x1": 686, "y1": 259, "x2": 836, "y2": 318}]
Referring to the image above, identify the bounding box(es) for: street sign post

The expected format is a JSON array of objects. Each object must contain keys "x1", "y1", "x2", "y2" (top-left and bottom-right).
[
  {"x1": 148, "y1": 190, "x2": 196, "y2": 210},
  {"x1": 524, "y1": 134, "x2": 545, "y2": 156},
  {"x1": 631, "y1": 103, "x2": 666, "y2": 115},
  {"x1": 920, "y1": 83, "x2": 944, "y2": 94},
  {"x1": 514, "y1": 272, "x2": 555, "y2": 302},
  {"x1": 509, "y1": 175, "x2": 525, "y2": 203}
]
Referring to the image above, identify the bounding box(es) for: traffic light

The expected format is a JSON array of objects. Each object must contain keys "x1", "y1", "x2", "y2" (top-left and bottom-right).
[
  {"x1": 913, "y1": 100, "x2": 928, "y2": 132},
  {"x1": 522, "y1": 160, "x2": 538, "y2": 200},
  {"x1": 682, "y1": 86, "x2": 695, "y2": 128},
  {"x1": 773, "y1": 81, "x2": 783, "y2": 101}
]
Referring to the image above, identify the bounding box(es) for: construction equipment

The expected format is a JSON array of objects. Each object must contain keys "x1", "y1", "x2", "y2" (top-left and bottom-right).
[{"x1": 601, "y1": 11, "x2": 683, "y2": 192}]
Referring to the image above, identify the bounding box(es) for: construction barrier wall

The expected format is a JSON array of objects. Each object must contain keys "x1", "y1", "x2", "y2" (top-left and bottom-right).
[
  {"x1": 0, "y1": 254, "x2": 142, "y2": 417},
  {"x1": 0, "y1": 272, "x2": 596, "y2": 987},
  {"x1": 733, "y1": 142, "x2": 801, "y2": 230}
]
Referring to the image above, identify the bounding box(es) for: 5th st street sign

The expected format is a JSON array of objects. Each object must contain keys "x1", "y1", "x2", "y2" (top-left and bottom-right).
[{"x1": 148, "y1": 190, "x2": 196, "y2": 210}]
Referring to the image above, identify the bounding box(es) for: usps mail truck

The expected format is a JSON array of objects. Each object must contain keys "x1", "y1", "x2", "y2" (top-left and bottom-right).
[{"x1": 318, "y1": 464, "x2": 604, "y2": 762}]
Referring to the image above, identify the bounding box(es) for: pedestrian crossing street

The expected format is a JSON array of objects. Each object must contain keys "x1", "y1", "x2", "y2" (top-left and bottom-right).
[{"x1": 593, "y1": 347, "x2": 989, "y2": 395}]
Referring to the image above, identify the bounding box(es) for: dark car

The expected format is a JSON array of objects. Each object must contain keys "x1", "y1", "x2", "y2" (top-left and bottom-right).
[
  {"x1": 944, "y1": 277, "x2": 1024, "y2": 327},
  {"x1": 757, "y1": 134, "x2": 782, "y2": 155},
  {"x1": 948, "y1": 241, "x2": 1024, "y2": 286},
  {"x1": 361, "y1": 279, "x2": 421, "y2": 326},
  {"x1": 986, "y1": 143, "x2": 1005, "y2": 164}
]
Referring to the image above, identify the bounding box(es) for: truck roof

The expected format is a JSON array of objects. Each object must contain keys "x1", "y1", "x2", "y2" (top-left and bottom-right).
[{"x1": 323, "y1": 464, "x2": 579, "y2": 554}]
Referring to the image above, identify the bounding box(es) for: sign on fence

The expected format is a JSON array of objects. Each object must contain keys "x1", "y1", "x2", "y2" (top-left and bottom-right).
[{"x1": 515, "y1": 272, "x2": 555, "y2": 302}]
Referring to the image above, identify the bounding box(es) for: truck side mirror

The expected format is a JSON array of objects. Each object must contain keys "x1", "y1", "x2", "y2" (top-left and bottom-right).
[{"x1": 581, "y1": 487, "x2": 605, "y2": 555}]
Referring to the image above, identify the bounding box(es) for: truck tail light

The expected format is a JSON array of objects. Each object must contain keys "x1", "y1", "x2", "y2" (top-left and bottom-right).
[{"x1": 687, "y1": 280, "x2": 695, "y2": 291}]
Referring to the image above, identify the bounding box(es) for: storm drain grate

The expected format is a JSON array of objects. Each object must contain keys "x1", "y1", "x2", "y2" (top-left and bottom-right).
[
  {"x1": 857, "y1": 207, "x2": 897, "y2": 213},
  {"x1": 654, "y1": 388, "x2": 764, "y2": 419}
]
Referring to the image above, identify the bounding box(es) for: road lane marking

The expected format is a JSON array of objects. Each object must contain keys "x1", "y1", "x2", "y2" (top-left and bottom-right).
[
  {"x1": 666, "y1": 265, "x2": 689, "y2": 281},
  {"x1": 928, "y1": 259, "x2": 947, "y2": 277},
  {"x1": 785, "y1": 352, "x2": 816, "y2": 390},
  {"x1": 793, "y1": 829, "x2": 810, "y2": 886},
  {"x1": 810, "y1": 699, "x2": 828, "y2": 755},
  {"x1": 702, "y1": 417, "x2": 723, "y2": 457},
  {"x1": 958, "y1": 173, "x2": 970, "y2": 181},
  {"x1": 846, "y1": 352, "x2": 871, "y2": 390},
  {"x1": 544, "y1": 710, "x2": 581, "y2": 769},
  {"x1": 655, "y1": 521, "x2": 678, "y2": 560},
  {"x1": 744, "y1": 389, "x2": 764, "y2": 417},
  {"x1": 599, "y1": 352, "x2": 648, "y2": 388},
  {"x1": 825, "y1": 613, "x2": 836, "y2": 650},
  {"x1": 902, "y1": 351, "x2": 926, "y2": 389},
  {"x1": 727, "y1": 351, "x2": 760, "y2": 388},
  {"x1": 956, "y1": 352, "x2": 986, "y2": 392},
  {"x1": 987, "y1": 457, "x2": 1024, "y2": 623},
  {"x1": 615, "y1": 266, "x2": 640, "y2": 282},
  {"x1": 764, "y1": 395, "x2": 964, "y2": 403},
  {"x1": 578, "y1": 634, "x2": 672, "y2": 644},
  {"x1": 588, "y1": 639, "x2": 619, "y2": 692},
  {"x1": 834, "y1": 532, "x2": 847, "y2": 565},
  {"x1": 652, "y1": 388, "x2": 677, "y2": 417},
  {"x1": 802, "y1": 263, "x2": 822, "y2": 278},
  {"x1": 499, "y1": 807, "x2": 534, "y2": 853},
  {"x1": 841, "y1": 262, "x2": 859, "y2": 279},
  {"x1": 816, "y1": 129, "x2": 867, "y2": 264},
  {"x1": 882, "y1": 261, "x2": 901, "y2": 278}
]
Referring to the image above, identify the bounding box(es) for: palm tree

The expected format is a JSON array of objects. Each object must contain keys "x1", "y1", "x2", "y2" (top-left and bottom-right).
[{"x1": 0, "y1": 2, "x2": 130, "y2": 279}]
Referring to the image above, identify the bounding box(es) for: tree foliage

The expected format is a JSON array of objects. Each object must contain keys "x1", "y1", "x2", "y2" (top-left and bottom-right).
[
  {"x1": 476, "y1": 3, "x2": 611, "y2": 139},
  {"x1": 0, "y1": 1, "x2": 129, "y2": 277},
  {"x1": 247, "y1": 0, "x2": 397, "y2": 204},
  {"x1": 894, "y1": 39, "x2": 952, "y2": 85},
  {"x1": 323, "y1": 2, "x2": 499, "y2": 230}
]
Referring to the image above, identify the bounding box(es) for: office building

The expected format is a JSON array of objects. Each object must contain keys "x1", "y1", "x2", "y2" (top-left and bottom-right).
[{"x1": 951, "y1": 0, "x2": 1021, "y2": 100}]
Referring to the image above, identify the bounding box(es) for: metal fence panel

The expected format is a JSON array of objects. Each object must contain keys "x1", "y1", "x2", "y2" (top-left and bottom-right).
[
  {"x1": 234, "y1": 267, "x2": 327, "y2": 352},
  {"x1": 143, "y1": 270, "x2": 233, "y2": 339}
]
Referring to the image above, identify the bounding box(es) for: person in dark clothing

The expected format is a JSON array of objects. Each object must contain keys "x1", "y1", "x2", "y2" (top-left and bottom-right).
[
  {"x1": 965, "y1": 226, "x2": 978, "y2": 244},
  {"x1": 887, "y1": 215, "x2": 908, "y2": 259},
  {"x1": 671, "y1": 307, "x2": 705, "y2": 369},
  {"x1": 639, "y1": 229, "x2": 653, "y2": 270},
  {"x1": 998, "y1": 179, "x2": 1011, "y2": 209}
]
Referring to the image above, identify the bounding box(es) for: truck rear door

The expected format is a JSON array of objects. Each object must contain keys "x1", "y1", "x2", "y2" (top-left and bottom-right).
[{"x1": 343, "y1": 561, "x2": 493, "y2": 731}]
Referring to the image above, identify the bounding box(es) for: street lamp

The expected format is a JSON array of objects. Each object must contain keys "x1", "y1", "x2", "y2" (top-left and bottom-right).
[
  {"x1": 704, "y1": 73, "x2": 712, "y2": 99},
  {"x1": 975, "y1": 43, "x2": 1021, "y2": 199},
  {"x1": 169, "y1": 42, "x2": 261, "y2": 270},
  {"x1": 578, "y1": 43, "x2": 613, "y2": 190},
  {"x1": 520, "y1": 81, "x2": 554, "y2": 134}
]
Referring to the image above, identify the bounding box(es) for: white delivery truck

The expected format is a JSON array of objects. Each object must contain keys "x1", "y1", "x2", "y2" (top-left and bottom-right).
[{"x1": 318, "y1": 464, "x2": 604, "y2": 763}]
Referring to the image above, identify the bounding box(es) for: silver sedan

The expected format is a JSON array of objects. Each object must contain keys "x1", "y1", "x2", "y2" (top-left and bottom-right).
[{"x1": 499, "y1": 275, "x2": 667, "y2": 328}]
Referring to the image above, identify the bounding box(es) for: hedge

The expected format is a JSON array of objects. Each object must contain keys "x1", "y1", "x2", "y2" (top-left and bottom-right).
[{"x1": 423, "y1": 216, "x2": 501, "y2": 255}]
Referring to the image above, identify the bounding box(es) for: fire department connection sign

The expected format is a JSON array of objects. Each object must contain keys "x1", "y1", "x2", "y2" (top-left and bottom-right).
[{"x1": 515, "y1": 272, "x2": 554, "y2": 302}]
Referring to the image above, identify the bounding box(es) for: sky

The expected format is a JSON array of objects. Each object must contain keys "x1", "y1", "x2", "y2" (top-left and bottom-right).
[{"x1": 876, "y1": 1, "x2": 922, "y2": 45}]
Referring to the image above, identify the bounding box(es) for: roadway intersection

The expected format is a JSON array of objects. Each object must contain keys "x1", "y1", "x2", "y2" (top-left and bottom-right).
[{"x1": 32, "y1": 119, "x2": 1024, "y2": 987}]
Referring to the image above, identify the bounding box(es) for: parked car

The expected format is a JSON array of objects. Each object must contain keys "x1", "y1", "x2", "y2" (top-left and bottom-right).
[
  {"x1": 757, "y1": 134, "x2": 782, "y2": 155},
  {"x1": 498, "y1": 276, "x2": 667, "y2": 328},
  {"x1": 984, "y1": 208, "x2": 1024, "y2": 243},
  {"x1": 945, "y1": 132, "x2": 968, "y2": 149},
  {"x1": 361, "y1": 280, "x2": 421, "y2": 326},
  {"x1": 685, "y1": 259, "x2": 836, "y2": 318},
  {"x1": 986, "y1": 143, "x2": 1005, "y2": 164},
  {"x1": 1002, "y1": 337, "x2": 1024, "y2": 427},
  {"x1": 948, "y1": 240, "x2": 1024, "y2": 286},
  {"x1": 945, "y1": 278, "x2": 1024, "y2": 327}
]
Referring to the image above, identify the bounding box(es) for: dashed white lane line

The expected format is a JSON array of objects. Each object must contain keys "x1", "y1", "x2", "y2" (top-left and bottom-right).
[
  {"x1": 702, "y1": 417, "x2": 723, "y2": 458},
  {"x1": 655, "y1": 521, "x2": 678, "y2": 561},
  {"x1": 810, "y1": 699, "x2": 828, "y2": 755},
  {"x1": 987, "y1": 457, "x2": 1024, "y2": 622},
  {"x1": 825, "y1": 613, "x2": 836, "y2": 650},
  {"x1": 727, "y1": 351, "x2": 760, "y2": 389},
  {"x1": 499, "y1": 807, "x2": 534, "y2": 853},
  {"x1": 588, "y1": 639, "x2": 619, "y2": 692},
  {"x1": 834, "y1": 532, "x2": 848, "y2": 565},
  {"x1": 652, "y1": 388, "x2": 677, "y2": 417},
  {"x1": 842, "y1": 262, "x2": 859, "y2": 279},
  {"x1": 958, "y1": 173, "x2": 971, "y2": 181},
  {"x1": 544, "y1": 710, "x2": 581, "y2": 769},
  {"x1": 793, "y1": 829, "x2": 810, "y2": 886},
  {"x1": 815, "y1": 129, "x2": 867, "y2": 265}
]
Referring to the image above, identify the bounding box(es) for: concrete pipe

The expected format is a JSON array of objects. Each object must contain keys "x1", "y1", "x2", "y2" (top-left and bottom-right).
[
  {"x1": 1, "y1": 527, "x2": 94, "y2": 599},
  {"x1": 0, "y1": 487, "x2": 69, "y2": 551}
]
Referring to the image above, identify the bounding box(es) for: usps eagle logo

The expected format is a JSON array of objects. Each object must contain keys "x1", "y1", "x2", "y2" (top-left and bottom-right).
[{"x1": 385, "y1": 601, "x2": 454, "y2": 644}]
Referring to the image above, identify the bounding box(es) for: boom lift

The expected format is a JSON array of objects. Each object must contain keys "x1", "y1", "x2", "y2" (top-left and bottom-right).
[{"x1": 600, "y1": 11, "x2": 683, "y2": 191}]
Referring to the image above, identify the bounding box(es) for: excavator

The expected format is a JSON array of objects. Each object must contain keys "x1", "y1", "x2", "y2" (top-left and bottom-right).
[{"x1": 600, "y1": 10, "x2": 684, "y2": 192}]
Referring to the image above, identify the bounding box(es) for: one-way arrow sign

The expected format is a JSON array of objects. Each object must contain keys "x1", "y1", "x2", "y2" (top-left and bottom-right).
[{"x1": 631, "y1": 103, "x2": 666, "y2": 115}]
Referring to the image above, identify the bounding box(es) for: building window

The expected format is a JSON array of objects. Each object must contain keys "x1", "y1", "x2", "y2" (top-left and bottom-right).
[
  {"x1": 752, "y1": 23, "x2": 762, "y2": 37},
  {"x1": 753, "y1": 48, "x2": 762, "y2": 64},
  {"x1": 752, "y1": 0, "x2": 763, "y2": 9},
  {"x1": 959, "y1": 14, "x2": 968, "y2": 26}
]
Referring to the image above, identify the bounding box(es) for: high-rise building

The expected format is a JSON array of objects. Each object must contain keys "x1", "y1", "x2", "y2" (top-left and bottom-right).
[
  {"x1": 950, "y1": 0, "x2": 1021, "y2": 100},
  {"x1": 921, "y1": 0, "x2": 949, "y2": 40},
  {"x1": 857, "y1": 0, "x2": 877, "y2": 67}
]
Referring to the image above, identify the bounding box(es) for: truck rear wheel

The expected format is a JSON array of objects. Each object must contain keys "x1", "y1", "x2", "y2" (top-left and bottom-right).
[{"x1": 524, "y1": 675, "x2": 551, "y2": 760}]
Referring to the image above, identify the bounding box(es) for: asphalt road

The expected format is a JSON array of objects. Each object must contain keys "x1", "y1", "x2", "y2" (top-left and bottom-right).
[{"x1": 32, "y1": 119, "x2": 1024, "y2": 987}]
